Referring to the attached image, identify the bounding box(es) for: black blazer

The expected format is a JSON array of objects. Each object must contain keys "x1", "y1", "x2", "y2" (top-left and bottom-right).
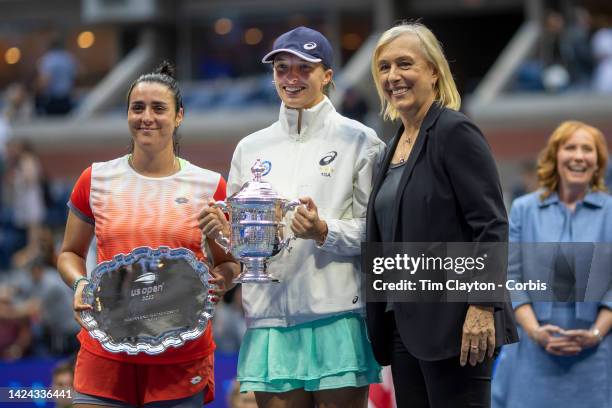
[{"x1": 365, "y1": 103, "x2": 519, "y2": 364}]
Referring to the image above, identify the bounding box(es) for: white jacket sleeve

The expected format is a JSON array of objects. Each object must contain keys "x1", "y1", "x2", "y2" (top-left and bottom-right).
[
  {"x1": 318, "y1": 137, "x2": 385, "y2": 256},
  {"x1": 227, "y1": 143, "x2": 244, "y2": 196}
]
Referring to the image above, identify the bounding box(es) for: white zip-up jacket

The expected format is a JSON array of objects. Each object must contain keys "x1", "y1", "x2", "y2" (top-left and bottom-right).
[{"x1": 227, "y1": 97, "x2": 385, "y2": 328}]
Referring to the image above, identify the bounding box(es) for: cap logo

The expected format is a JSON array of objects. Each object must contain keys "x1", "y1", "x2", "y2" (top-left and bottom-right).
[{"x1": 303, "y1": 42, "x2": 317, "y2": 50}]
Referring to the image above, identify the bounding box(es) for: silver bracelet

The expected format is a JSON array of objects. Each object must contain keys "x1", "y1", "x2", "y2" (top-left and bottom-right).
[{"x1": 72, "y1": 276, "x2": 90, "y2": 292}]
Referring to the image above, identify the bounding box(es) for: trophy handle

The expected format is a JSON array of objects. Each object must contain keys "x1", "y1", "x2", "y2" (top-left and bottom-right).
[
  {"x1": 280, "y1": 199, "x2": 304, "y2": 253},
  {"x1": 210, "y1": 201, "x2": 231, "y2": 253},
  {"x1": 282, "y1": 199, "x2": 302, "y2": 216},
  {"x1": 278, "y1": 232, "x2": 297, "y2": 253}
]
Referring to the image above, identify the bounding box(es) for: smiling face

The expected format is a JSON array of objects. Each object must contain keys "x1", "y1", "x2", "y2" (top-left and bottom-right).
[
  {"x1": 376, "y1": 33, "x2": 438, "y2": 120},
  {"x1": 556, "y1": 128, "x2": 599, "y2": 193},
  {"x1": 127, "y1": 82, "x2": 183, "y2": 154},
  {"x1": 272, "y1": 53, "x2": 332, "y2": 109}
]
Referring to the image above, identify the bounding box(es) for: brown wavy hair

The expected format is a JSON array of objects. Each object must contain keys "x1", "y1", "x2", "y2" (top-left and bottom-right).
[{"x1": 537, "y1": 120, "x2": 608, "y2": 199}]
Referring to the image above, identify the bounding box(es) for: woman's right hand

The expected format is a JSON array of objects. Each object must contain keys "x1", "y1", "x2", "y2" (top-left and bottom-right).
[
  {"x1": 530, "y1": 324, "x2": 582, "y2": 356},
  {"x1": 73, "y1": 279, "x2": 93, "y2": 329},
  {"x1": 198, "y1": 200, "x2": 230, "y2": 240},
  {"x1": 529, "y1": 324, "x2": 563, "y2": 347}
]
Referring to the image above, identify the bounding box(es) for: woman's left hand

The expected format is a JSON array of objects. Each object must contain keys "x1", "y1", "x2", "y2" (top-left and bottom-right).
[
  {"x1": 291, "y1": 197, "x2": 328, "y2": 244},
  {"x1": 562, "y1": 329, "x2": 602, "y2": 349},
  {"x1": 198, "y1": 200, "x2": 230, "y2": 240},
  {"x1": 460, "y1": 305, "x2": 495, "y2": 366}
]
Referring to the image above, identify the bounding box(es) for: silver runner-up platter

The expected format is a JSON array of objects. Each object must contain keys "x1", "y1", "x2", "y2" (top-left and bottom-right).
[
  {"x1": 213, "y1": 159, "x2": 300, "y2": 283},
  {"x1": 80, "y1": 246, "x2": 215, "y2": 355}
]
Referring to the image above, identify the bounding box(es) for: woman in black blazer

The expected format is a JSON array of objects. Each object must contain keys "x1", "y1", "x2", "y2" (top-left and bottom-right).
[{"x1": 366, "y1": 22, "x2": 518, "y2": 407}]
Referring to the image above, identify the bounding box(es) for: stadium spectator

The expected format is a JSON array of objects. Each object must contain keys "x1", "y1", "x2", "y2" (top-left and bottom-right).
[
  {"x1": 212, "y1": 286, "x2": 246, "y2": 354},
  {"x1": 0, "y1": 83, "x2": 33, "y2": 157},
  {"x1": 227, "y1": 380, "x2": 257, "y2": 408},
  {"x1": 539, "y1": 10, "x2": 571, "y2": 91},
  {"x1": 3, "y1": 139, "x2": 46, "y2": 268},
  {"x1": 516, "y1": 8, "x2": 595, "y2": 92},
  {"x1": 11, "y1": 256, "x2": 78, "y2": 356},
  {"x1": 0, "y1": 83, "x2": 33, "y2": 235},
  {"x1": 510, "y1": 160, "x2": 539, "y2": 202},
  {"x1": 592, "y1": 27, "x2": 612, "y2": 92},
  {"x1": 561, "y1": 7, "x2": 595, "y2": 89},
  {"x1": 340, "y1": 87, "x2": 369, "y2": 123},
  {"x1": 200, "y1": 26, "x2": 384, "y2": 407},
  {"x1": 366, "y1": 22, "x2": 518, "y2": 407},
  {"x1": 492, "y1": 121, "x2": 612, "y2": 408},
  {"x1": 2, "y1": 83, "x2": 34, "y2": 124},
  {"x1": 38, "y1": 225, "x2": 58, "y2": 268},
  {"x1": 51, "y1": 359, "x2": 75, "y2": 408},
  {"x1": 35, "y1": 38, "x2": 77, "y2": 115},
  {"x1": 0, "y1": 285, "x2": 32, "y2": 360}
]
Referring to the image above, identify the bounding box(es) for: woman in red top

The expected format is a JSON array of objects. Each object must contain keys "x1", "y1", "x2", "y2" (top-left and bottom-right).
[{"x1": 57, "y1": 62, "x2": 239, "y2": 407}]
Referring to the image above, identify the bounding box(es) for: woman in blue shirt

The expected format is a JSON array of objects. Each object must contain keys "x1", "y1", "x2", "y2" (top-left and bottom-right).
[{"x1": 493, "y1": 120, "x2": 612, "y2": 408}]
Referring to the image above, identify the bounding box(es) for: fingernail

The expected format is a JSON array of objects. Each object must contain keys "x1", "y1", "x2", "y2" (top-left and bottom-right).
[
  {"x1": 208, "y1": 289, "x2": 215, "y2": 294},
  {"x1": 210, "y1": 297, "x2": 218, "y2": 302}
]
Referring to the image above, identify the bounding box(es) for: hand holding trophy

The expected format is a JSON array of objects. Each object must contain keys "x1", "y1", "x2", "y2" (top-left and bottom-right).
[{"x1": 199, "y1": 159, "x2": 300, "y2": 283}]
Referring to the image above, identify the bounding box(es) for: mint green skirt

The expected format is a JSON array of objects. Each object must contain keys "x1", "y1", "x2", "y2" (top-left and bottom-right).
[{"x1": 237, "y1": 313, "x2": 381, "y2": 393}]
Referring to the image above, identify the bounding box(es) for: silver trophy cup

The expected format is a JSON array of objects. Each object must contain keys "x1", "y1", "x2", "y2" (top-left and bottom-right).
[{"x1": 213, "y1": 159, "x2": 300, "y2": 283}]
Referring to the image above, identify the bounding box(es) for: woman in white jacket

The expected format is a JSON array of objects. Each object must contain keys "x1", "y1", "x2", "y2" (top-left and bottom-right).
[{"x1": 200, "y1": 27, "x2": 384, "y2": 408}]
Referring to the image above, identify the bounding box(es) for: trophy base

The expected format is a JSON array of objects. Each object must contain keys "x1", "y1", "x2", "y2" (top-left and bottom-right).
[{"x1": 234, "y1": 257, "x2": 279, "y2": 283}]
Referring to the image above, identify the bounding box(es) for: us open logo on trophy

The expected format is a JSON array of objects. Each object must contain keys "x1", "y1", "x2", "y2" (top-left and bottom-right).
[
  {"x1": 80, "y1": 247, "x2": 215, "y2": 355},
  {"x1": 212, "y1": 159, "x2": 300, "y2": 283}
]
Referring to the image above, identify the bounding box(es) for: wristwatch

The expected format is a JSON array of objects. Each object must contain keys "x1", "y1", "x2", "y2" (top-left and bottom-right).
[{"x1": 591, "y1": 328, "x2": 603, "y2": 343}]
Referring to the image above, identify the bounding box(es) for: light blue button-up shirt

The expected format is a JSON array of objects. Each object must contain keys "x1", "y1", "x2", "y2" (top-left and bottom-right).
[{"x1": 508, "y1": 190, "x2": 612, "y2": 322}]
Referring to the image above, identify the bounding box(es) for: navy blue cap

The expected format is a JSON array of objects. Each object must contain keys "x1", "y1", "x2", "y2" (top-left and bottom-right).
[{"x1": 262, "y1": 26, "x2": 333, "y2": 68}]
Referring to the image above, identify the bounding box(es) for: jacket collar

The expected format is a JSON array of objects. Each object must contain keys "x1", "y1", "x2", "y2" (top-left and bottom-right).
[
  {"x1": 279, "y1": 96, "x2": 335, "y2": 140},
  {"x1": 420, "y1": 100, "x2": 444, "y2": 133},
  {"x1": 538, "y1": 190, "x2": 605, "y2": 208}
]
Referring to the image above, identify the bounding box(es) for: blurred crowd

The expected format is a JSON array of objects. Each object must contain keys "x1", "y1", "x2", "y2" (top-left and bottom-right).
[
  {"x1": 515, "y1": 7, "x2": 612, "y2": 93},
  {"x1": 0, "y1": 37, "x2": 78, "y2": 123},
  {"x1": 0, "y1": 139, "x2": 79, "y2": 360}
]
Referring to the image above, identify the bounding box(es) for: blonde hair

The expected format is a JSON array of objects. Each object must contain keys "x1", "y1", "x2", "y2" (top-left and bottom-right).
[
  {"x1": 371, "y1": 22, "x2": 461, "y2": 121},
  {"x1": 537, "y1": 120, "x2": 608, "y2": 199}
]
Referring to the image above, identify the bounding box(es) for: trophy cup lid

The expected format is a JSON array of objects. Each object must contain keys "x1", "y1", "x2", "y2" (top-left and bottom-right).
[{"x1": 230, "y1": 159, "x2": 286, "y2": 202}]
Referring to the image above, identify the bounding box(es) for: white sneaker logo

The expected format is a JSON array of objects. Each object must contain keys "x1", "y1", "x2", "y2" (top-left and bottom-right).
[
  {"x1": 303, "y1": 42, "x2": 317, "y2": 50},
  {"x1": 190, "y1": 376, "x2": 202, "y2": 385}
]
